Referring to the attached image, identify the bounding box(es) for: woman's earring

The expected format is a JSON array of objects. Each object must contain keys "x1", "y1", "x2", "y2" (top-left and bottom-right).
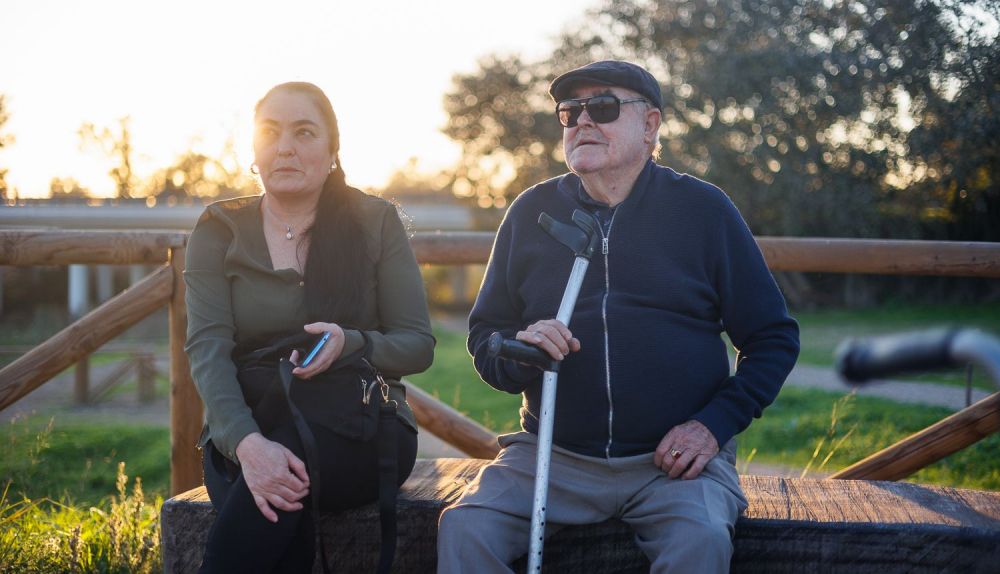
[
  {"x1": 250, "y1": 163, "x2": 259, "y2": 175},
  {"x1": 329, "y1": 162, "x2": 337, "y2": 173}
]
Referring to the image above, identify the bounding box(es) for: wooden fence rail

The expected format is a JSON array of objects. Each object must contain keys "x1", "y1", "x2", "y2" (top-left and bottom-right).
[
  {"x1": 1, "y1": 230, "x2": 999, "y2": 494},
  {"x1": 0, "y1": 265, "x2": 173, "y2": 411}
]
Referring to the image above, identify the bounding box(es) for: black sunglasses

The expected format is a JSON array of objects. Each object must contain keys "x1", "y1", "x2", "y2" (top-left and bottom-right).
[{"x1": 556, "y1": 95, "x2": 648, "y2": 128}]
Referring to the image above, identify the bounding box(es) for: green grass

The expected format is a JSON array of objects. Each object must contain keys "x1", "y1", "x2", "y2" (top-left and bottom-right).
[
  {"x1": 2, "y1": 418, "x2": 169, "y2": 506},
  {"x1": 0, "y1": 463, "x2": 162, "y2": 574},
  {"x1": 1, "y1": 417, "x2": 166, "y2": 573},
  {"x1": 407, "y1": 325, "x2": 522, "y2": 433},
  {"x1": 738, "y1": 386, "x2": 1000, "y2": 489}
]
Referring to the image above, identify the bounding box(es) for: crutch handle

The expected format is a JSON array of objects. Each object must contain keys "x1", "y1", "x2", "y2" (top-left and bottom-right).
[
  {"x1": 488, "y1": 332, "x2": 560, "y2": 372},
  {"x1": 835, "y1": 327, "x2": 960, "y2": 383}
]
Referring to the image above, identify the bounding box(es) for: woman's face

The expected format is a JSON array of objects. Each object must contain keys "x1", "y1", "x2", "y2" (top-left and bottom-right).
[{"x1": 253, "y1": 90, "x2": 334, "y2": 198}]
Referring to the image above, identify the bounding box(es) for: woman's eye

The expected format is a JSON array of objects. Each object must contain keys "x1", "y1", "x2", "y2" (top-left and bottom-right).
[
  {"x1": 256, "y1": 127, "x2": 277, "y2": 139},
  {"x1": 297, "y1": 128, "x2": 316, "y2": 137}
]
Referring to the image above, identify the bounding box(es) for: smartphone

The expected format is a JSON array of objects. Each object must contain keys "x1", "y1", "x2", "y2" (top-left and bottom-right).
[{"x1": 300, "y1": 332, "x2": 332, "y2": 367}]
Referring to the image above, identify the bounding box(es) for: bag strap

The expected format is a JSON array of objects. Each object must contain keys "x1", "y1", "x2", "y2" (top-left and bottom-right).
[
  {"x1": 377, "y1": 397, "x2": 398, "y2": 574},
  {"x1": 276, "y1": 336, "x2": 399, "y2": 574},
  {"x1": 277, "y1": 359, "x2": 331, "y2": 572}
]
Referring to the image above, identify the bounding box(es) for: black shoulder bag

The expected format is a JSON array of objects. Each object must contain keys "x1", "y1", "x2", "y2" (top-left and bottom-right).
[{"x1": 234, "y1": 331, "x2": 399, "y2": 574}]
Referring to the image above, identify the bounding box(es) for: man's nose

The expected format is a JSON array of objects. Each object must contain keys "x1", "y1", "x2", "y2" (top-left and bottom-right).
[{"x1": 576, "y1": 107, "x2": 597, "y2": 127}]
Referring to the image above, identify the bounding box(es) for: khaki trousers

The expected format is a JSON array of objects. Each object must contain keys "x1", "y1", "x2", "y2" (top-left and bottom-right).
[{"x1": 437, "y1": 432, "x2": 746, "y2": 573}]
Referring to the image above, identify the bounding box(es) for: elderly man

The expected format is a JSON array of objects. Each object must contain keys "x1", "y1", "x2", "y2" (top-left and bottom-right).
[{"x1": 437, "y1": 60, "x2": 799, "y2": 573}]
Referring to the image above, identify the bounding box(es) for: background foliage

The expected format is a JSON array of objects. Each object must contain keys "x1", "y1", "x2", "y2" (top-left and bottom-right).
[{"x1": 443, "y1": 0, "x2": 998, "y2": 243}]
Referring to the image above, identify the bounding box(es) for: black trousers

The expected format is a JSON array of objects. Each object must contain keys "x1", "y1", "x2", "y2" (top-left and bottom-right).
[{"x1": 198, "y1": 419, "x2": 417, "y2": 574}]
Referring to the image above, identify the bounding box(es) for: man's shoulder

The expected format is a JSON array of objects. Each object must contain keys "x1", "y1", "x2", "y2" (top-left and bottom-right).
[
  {"x1": 647, "y1": 163, "x2": 733, "y2": 208},
  {"x1": 508, "y1": 172, "x2": 574, "y2": 210},
  {"x1": 648, "y1": 163, "x2": 721, "y2": 193}
]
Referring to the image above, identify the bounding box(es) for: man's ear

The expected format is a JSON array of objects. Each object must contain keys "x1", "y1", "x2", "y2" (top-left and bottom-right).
[{"x1": 644, "y1": 107, "x2": 662, "y2": 144}]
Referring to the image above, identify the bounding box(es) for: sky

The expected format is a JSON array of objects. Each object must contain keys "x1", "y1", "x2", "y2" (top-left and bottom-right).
[{"x1": 1, "y1": 0, "x2": 592, "y2": 198}]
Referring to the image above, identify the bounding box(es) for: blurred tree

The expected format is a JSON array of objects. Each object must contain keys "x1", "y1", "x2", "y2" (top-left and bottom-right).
[
  {"x1": 443, "y1": 0, "x2": 995, "y2": 243},
  {"x1": 573, "y1": 0, "x2": 981, "y2": 238},
  {"x1": 142, "y1": 137, "x2": 256, "y2": 202},
  {"x1": 0, "y1": 95, "x2": 13, "y2": 200},
  {"x1": 380, "y1": 157, "x2": 454, "y2": 199},
  {"x1": 48, "y1": 177, "x2": 91, "y2": 199},
  {"x1": 904, "y1": 0, "x2": 999, "y2": 241},
  {"x1": 79, "y1": 116, "x2": 135, "y2": 199},
  {"x1": 442, "y1": 55, "x2": 567, "y2": 208}
]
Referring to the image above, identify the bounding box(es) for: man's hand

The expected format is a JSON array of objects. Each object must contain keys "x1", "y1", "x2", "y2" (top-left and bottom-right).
[
  {"x1": 515, "y1": 319, "x2": 581, "y2": 361},
  {"x1": 235, "y1": 433, "x2": 310, "y2": 522},
  {"x1": 654, "y1": 420, "x2": 719, "y2": 480}
]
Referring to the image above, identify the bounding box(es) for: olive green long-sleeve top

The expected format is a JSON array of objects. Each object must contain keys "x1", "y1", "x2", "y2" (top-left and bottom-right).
[{"x1": 184, "y1": 192, "x2": 434, "y2": 461}]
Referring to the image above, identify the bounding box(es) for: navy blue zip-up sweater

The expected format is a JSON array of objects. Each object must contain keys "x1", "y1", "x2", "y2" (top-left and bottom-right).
[{"x1": 468, "y1": 160, "x2": 800, "y2": 458}]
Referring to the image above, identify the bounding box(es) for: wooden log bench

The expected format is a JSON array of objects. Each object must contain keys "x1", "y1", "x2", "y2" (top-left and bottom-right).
[{"x1": 161, "y1": 458, "x2": 1000, "y2": 573}]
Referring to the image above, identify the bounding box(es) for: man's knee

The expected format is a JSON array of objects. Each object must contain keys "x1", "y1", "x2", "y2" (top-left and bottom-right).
[
  {"x1": 438, "y1": 504, "x2": 472, "y2": 538},
  {"x1": 660, "y1": 517, "x2": 733, "y2": 566},
  {"x1": 641, "y1": 516, "x2": 734, "y2": 573},
  {"x1": 438, "y1": 504, "x2": 524, "y2": 563},
  {"x1": 688, "y1": 517, "x2": 734, "y2": 554}
]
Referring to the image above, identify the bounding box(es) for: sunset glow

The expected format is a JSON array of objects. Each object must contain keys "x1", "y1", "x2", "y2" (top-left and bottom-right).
[{"x1": 1, "y1": 0, "x2": 584, "y2": 198}]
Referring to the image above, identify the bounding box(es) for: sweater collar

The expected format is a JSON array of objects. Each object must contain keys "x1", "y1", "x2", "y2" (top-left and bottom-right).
[{"x1": 558, "y1": 159, "x2": 657, "y2": 211}]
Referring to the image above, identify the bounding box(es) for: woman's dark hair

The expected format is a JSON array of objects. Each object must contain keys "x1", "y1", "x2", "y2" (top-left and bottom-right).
[{"x1": 255, "y1": 82, "x2": 369, "y2": 324}]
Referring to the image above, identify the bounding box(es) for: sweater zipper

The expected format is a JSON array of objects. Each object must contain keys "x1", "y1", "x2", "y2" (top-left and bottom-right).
[{"x1": 596, "y1": 210, "x2": 617, "y2": 459}]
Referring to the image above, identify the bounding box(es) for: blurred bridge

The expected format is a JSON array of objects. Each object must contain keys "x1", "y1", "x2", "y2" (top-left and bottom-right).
[{"x1": 0, "y1": 201, "x2": 475, "y2": 231}]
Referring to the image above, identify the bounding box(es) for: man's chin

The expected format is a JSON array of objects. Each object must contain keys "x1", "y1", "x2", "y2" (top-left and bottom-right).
[
  {"x1": 567, "y1": 157, "x2": 605, "y2": 175},
  {"x1": 566, "y1": 150, "x2": 606, "y2": 173}
]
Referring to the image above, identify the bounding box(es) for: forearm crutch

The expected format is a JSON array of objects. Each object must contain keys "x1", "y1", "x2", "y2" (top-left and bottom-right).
[{"x1": 488, "y1": 209, "x2": 600, "y2": 572}]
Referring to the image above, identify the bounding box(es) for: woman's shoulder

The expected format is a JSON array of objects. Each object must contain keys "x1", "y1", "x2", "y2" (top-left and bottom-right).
[
  {"x1": 354, "y1": 188, "x2": 396, "y2": 213},
  {"x1": 202, "y1": 195, "x2": 262, "y2": 221},
  {"x1": 189, "y1": 195, "x2": 261, "y2": 245},
  {"x1": 353, "y1": 189, "x2": 408, "y2": 228}
]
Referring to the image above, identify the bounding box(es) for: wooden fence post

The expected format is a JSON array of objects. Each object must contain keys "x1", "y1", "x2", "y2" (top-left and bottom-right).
[
  {"x1": 169, "y1": 244, "x2": 202, "y2": 495},
  {"x1": 69, "y1": 263, "x2": 90, "y2": 403},
  {"x1": 137, "y1": 352, "x2": 156, "y2": 403}
]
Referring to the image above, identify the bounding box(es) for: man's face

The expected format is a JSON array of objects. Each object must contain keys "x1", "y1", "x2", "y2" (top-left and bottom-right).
[{"x1": 561, "y1": 84, "x2": 658, "y2": 177}]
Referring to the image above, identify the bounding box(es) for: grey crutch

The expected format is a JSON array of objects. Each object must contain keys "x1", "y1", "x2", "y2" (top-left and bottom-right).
[{"x1": 487, "y1": 209, "x2": 600, "y2": 572}]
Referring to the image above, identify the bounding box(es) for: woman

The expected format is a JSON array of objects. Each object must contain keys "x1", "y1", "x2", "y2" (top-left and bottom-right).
[{"x1": 184, "y1": 81, "x2": 434, "y2": 573}]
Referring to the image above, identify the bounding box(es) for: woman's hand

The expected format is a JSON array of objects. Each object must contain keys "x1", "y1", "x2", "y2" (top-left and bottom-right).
[
  {"x1": 515, "y1": 318, "x2": 581, "y2": 361},
  {"x1": 290, "y1": 322, "x2": 346, "y2": 379},
  {"x1": 234, "y1": 432, "x2": 310, "y2": 522}
]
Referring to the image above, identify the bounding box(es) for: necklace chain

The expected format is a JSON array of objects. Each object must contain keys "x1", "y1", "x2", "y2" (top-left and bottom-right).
[{"x1": 263, "y1": 195, "x2": 311, "y2": 240}]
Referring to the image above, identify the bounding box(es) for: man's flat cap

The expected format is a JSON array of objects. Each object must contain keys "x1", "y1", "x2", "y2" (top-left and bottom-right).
[{"x1": 549, "y1": 60, "x2": 663, "y2": 109}]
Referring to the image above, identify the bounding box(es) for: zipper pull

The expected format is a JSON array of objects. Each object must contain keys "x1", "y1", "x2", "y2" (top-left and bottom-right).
[
  {"x1": 602, "y1": 237, "x2": 609, "y2": 255},
  {"x1": 361, "y1": 377, "x2": 370, "y2": 405}
]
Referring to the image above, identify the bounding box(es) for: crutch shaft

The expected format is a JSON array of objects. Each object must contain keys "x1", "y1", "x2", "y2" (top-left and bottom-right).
[{"x1": 527, "y1": 255, "x2": 590, "y2": 572}]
